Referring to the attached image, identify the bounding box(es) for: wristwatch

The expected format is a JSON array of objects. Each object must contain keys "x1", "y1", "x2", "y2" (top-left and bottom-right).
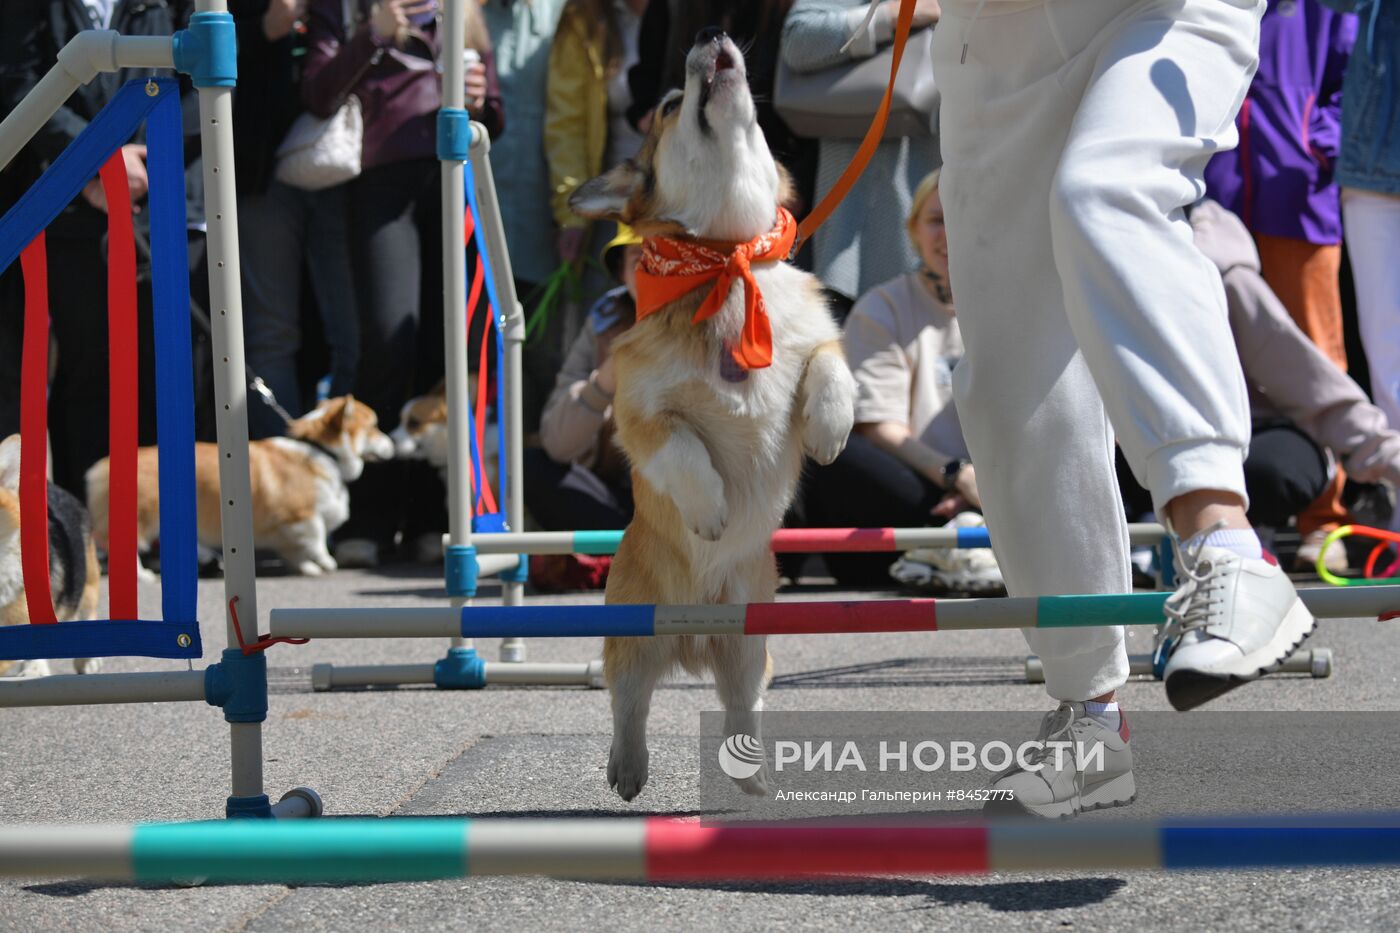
[{"x1": 941, "y1": 458, "x2": 970, "y2": 490}]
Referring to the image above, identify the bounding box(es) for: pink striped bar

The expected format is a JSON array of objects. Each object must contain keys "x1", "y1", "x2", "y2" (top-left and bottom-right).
[
  {"x1": 743, "y1": 600, "x2": 937, "y2": 635},
  {"x1": 768, "y1": 528, "x2": 899, "y2": 552}
]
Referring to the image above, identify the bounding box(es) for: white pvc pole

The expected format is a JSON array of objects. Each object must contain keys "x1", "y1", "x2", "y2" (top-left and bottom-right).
[
  {"x1": 0, "y1": 670, "x2": 206, "y2": 707},
  {"x1": 193, "y1": 0, "x2": 263, "y2": 803}
]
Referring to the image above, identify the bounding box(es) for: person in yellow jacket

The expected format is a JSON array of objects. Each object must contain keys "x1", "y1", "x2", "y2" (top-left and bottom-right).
[{"x1": 543, "y1": 0, "x2": 647, "y2": 264}]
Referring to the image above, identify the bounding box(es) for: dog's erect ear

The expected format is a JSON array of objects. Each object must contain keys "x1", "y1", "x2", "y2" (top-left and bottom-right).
[
  {"x1": 0, "y1": 435, "x2": 19, "y2": 492},
  {"x1": 569, "y1": 161, "x2": 646, "y2": 222}
]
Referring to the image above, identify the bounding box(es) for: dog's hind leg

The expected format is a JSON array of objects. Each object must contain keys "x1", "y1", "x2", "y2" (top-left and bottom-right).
[
  {"x1": 604, "y1": 635, "x2": 664, "y2": 802},
  {"x1": 72, "y1": 537, "x2": 104, "y2": 675},
  {"x1": 712, "y1": 634, "x2": 774, "y2": 797}
]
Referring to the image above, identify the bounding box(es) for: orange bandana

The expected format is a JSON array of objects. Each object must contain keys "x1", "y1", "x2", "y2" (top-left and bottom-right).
[{"x1": 633, "y1": 207, "x2": 797, "y2": 370}]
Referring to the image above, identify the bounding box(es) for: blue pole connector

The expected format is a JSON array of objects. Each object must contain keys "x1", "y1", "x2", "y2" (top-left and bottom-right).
[
  {"x1": 499, "y1": 554, "x2": 529, "y2": 584},
  {"x1": 434, "y1": 646, "x2": 487, "y2": 689},
  {"x1": 172, "y1": 12, "x2": 237, "y2": 88},
  {"x1": 204, "y1": 649, "x2": 269, "y2": 724},
  {"x1": 446, "y1": 544, "x2": 479, "y2": 599},
  {"x1": 437, "y1": 108, "x2": 473, "y2": 162}
]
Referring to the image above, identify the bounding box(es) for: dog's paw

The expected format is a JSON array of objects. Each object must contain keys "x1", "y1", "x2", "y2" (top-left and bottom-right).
[
  {"x1": 9, "y1": 658, "x2": 51, "y2": 679},
  {"x1": 317, "y1": 554, "x2": 338, "y2": 573},
  {"x1": 607, "y1": 742, "x2": 649, "y2": 802},
  {"x1": 802, "y1": 370, "x2": 855, "y2": 466},
  {"x1": 136, "y1": 563, "x2": 158, "y2": 583},
  {"x1": 72, "y1": 657, "x2": 103, "y2": 676},
  {"x1": 672, "y1": 469, "x2": 728, "y2": 542},
  {"x1": 732, "y1": 766, "x2": 773, "y2": 798},
  {"x1": 295, "y1": 560, "x2": 325, "y2": 576}
]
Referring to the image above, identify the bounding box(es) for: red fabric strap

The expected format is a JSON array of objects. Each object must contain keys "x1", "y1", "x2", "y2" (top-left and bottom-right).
[
  {"x1": 19, "y1": 234, "x2": 56, "y2": 625},
  {"x1": 475, "y1": 266, "x2": 498, "y2": 517},
  {"x1": 101, "y1": 152, "x2": 139, "y2": 620}
]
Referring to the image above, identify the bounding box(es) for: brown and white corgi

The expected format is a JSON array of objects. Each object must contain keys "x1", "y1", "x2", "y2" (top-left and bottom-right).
[
  {"x1": 86, "y1": 396, "x2": 394, "y2": 577},
  {"x1": 0, "y1": 435, "x2": 102, "y2": 678},
  {"x1": 390, "y1": 379, "x2": 500, "y2": 498},
  {"x1": 569, "y1": 31, "x2": 856, "y2": 801}
]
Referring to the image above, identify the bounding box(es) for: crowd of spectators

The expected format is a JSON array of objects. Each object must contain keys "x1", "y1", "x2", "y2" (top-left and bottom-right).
[{"x1": 0, "y1": 0, "x2": 1397, "y2": 588}]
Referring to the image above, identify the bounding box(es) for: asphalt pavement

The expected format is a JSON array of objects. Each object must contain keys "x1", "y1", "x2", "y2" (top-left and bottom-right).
[{"x1": 2, "y1": 562, "x2": 1398, "y2": 932}]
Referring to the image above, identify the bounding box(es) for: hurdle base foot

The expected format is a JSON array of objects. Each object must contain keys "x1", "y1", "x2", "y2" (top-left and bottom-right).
[
  {"x1": 272, "y1": 786, "x2": 323, "y2": 819},
  {"x1": 499, "y1": 638, "x2": 527, "y2": 663},
  {"x1": 225, "y1": 793, "x2": 272, "y2": 819}
]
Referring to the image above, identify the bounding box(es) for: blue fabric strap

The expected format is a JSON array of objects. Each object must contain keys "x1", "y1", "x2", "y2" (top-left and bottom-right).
[
  {"x1": 144, "y1": 87, "x2": 199, "y2": 625},
  {"x1": 0, "y1": 620, "x2": 199, "y2": 662},
  {"x1": 0, "y1": 78, "x2": 169, "y2": 276},
  {"x1": 463, "y1": 168, "x2": 511, "y2": 528}
]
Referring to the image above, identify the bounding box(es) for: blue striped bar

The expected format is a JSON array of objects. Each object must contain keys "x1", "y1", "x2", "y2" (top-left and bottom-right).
[
  {"x1": 1162, "y1": 825, "x2": 1400, "y2": 869},
  {"x1": 459, "y1": 603, "x2": 654, "y2": 638},
  {"x1": 954, "y1": 526, "x2": 992, "y2": 548}
]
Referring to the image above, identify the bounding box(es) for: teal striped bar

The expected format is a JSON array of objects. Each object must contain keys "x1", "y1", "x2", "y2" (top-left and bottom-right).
[
  {"x1": 1036, "y1": 593, "x2": 1170, "y2": 628},
  {"x1": 132, "y1": 820, "x2": 468, "y2": 883},
  {"x1": 573, "y1": 530, "x2": 624, "y2": 555}
]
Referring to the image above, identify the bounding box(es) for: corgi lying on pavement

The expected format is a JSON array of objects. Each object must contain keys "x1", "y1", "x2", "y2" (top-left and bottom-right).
[
  {"x1": 0, "y1": 435, "x2": 102, "y2": 678},
  {"x1": 87, "y1": 396, "x2": 394, "y2": 577},
  {"x1": 570, "y1": 31, "x2": 856, "y2": 801}
]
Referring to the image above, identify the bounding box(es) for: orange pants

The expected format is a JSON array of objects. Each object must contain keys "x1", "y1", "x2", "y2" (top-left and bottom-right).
[{"x1": 1254, "y1": 234, "x2": 1347, "y2": 533}]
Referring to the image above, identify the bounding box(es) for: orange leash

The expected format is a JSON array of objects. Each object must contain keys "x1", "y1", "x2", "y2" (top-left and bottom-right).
[{"x1": 791, "y1": 0, "x2": 920, "y2": 256}]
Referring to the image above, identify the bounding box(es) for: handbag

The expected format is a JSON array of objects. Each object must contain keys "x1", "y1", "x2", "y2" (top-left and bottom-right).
[
  {"x1": 274, "y1": 0, "x2": 381, "y2": 190},
  {"x1": 774, "y1": 25, "x2": 937, "y2": 140}
]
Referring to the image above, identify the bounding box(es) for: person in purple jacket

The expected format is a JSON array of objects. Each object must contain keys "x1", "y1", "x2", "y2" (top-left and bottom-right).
[{"x1": 1204, "y1": 0, "x2": 1357, "y2": 573}]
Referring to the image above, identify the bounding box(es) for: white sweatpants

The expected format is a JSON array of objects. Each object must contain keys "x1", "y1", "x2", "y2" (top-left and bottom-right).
[
  {"x1": 932, "y1": 0, "x2": 1262, "y2": 700},
  {"x1": 1343, "y1": 188, "x2": 1400, "y2": 434}
]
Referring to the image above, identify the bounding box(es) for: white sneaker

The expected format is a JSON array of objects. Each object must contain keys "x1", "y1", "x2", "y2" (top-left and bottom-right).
[
  {"x1": 1162, "y1": 522, "x2": 1316, "y2": 711},
  {"x1": 890, "y1": 513, "x2": 1005, "y2": 595},
  {"x1": 1294, "y1": 528, "x2": 1348, "y2": 575},
  {"x1": 983, "y1": 702, "x2": 1135, "y2": 820}
]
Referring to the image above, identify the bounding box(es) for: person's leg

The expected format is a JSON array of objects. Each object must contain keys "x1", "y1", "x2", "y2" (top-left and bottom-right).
[
  {"x1": 303, "y1": 183, "x2": 361, "y2": 399},
  {"x1": 933, "y1": 0, "x2": 1130, "y2": 705},
  {"x1": 524, "y1": 447, "x2": 633, "y2": 530},
  {"x1": 802, "y1": 433, "x2": 944, "y2": 586},
  {"x1": 1254, "y1": 235, "x2": 1347, "y2": 369},
  {"x1": 338, "y1": 163, "x2": 425, "y2": 558},
  {"x1": 237, "y1": 185, "x2": 309, "y2": 438},
  {"x1": 45, "y1": 237, "x2": 111, "y2": 497},
  {"x1": 1043, "y1": 0, "x2": 1315, "y2": 707},
  {"x1": 1344, "y1": 188, "x2": 1400, "y2": 431},
  {"x1": 1242, "y1": 423, "x2": 1329, "y2": 530}
]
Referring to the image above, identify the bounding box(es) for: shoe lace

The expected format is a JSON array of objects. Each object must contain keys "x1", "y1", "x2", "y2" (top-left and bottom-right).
[{"x1": 1163, "y1": 520, "x2": 1229, "y2": 640}]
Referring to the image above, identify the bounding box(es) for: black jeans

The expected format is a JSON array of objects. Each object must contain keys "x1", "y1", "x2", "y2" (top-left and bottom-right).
[
  {"x1": 523, "y1": 447, "x2": 633, "y2": 531},
  {"x1": 1116, "y1": 421, "x2": 1328, "y2": 528},
  {"x1": 338, "y1": 159, "x2": 446, "y2": 547},
  {"x1": 799, "y1": 432, "x2": 946, "y2": 585}
]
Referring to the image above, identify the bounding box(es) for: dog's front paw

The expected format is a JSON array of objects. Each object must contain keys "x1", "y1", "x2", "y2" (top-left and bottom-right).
[
  {"x1": 317, "y1": 554, "x2": 338, "y2": 573},
  {"x1": 136, "y1": 563, "x2": 158, "y2": 583},
  {"x1": 802, "y1": 390, "x2": 854, "y2": 466},
  {"x1": 607, "y1": 741, "x2": 649, "y2": 802},
  {"x1": 295, "y1": 560, "x2": 325, "y2": 576},
  {"x1": 673, "y1": 469, "x2": 728, "y2": 542},
  {"x1": 72, "y1": 657, "x2": 103, "y2": 676}
]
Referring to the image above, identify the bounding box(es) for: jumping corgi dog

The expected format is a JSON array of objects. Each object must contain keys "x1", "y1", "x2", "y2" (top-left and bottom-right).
[
  {"x1": 570, "y1": 31, "x2": 856, "y2": 801},
  {"x1": 0, "y1": 435, "x2": 102, "y2": 678},
  {"x1": 86, "y1": 396, "x2": 394, "y2": 577}
]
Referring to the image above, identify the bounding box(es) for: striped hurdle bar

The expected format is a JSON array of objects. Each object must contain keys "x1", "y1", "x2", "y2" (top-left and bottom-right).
[
  {"x1": 269, "y1": 586, "x2": 1400, "y2": 640},
  {"x1": 3, "y1": 816, "x2": 1399, "y2": 882},
  {"x1": 468, "y1": 523, "x2": 1171, "y2": 556}
]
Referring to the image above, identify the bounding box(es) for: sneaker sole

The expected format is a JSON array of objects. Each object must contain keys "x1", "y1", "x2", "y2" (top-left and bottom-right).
[
  {"x1": 1164, "y1": 597, "x2": 1316, "y2": 712},
  {"x1": 982, "y1": 772, "x2": 1136, "y2": 820}
]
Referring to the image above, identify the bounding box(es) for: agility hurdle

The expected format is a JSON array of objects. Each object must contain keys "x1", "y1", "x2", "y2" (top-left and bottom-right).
[
  {"x1": 3, "y1": 815, "x2": 1398, "y2": 882},
  {"x1": 469, "y1": 523, "x2": 1170, "y2": 556},
  {"x1": 0, "y1": 3, "x2": 328, "y2": 819},
  {"x1": 269, "y1": 584, "x2": 1400, "y2": 640}
]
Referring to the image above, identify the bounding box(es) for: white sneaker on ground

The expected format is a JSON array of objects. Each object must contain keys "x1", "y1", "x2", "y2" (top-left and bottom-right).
[
  {"x1": 1294, "y1": 528, "x2": 1348, "y2": 575},
  {"x1": 333, "y1": 538, "x2": 380, "y2": 569},
  {"x1": 982, "y1": 702, "x2": 1135, "y2": 820},
  {"x1": 1162, "y1": 522, "x2": 1316, "y2": 711},
  {"x1": 889, "y1": 513, "x2": 1006, "y2": 595}
]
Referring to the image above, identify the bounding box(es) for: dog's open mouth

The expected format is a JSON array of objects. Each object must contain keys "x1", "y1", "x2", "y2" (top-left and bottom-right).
[{"x1": 699, "y1": 46, "x2": 741, "y2": 110}]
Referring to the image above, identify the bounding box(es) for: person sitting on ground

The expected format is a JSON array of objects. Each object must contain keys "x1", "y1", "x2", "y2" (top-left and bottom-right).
[
  {"x1": 1119, "y1": 198, "x2": 1400, "y2": 574},
  {"x1": 524, "y1": 224, "x2": 643, "y2": 590},
  {"x1": 801, "y1": 170, "x2": 993, "y2": 589}
]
